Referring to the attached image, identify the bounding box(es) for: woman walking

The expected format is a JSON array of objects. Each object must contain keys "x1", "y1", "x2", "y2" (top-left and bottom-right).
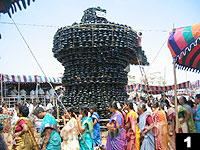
[
  {"x1": 0, "y1": 107, "x2": 10, "y2": 150},
  {"x1": 12, "y1": 105, "x2": 39, "y2": 150},
  {"x1": 138, "y1": 103, "x2": 155, "y2": 150},
  {"x1": 89, "y1": 105, "x2": 102, "y2": 148},
  {"x1": 60, "y1": 107, "x2": 79, "y2": 150},
  {"x1": 76, "y1": 105, "x2": 94, "y2": 150},
  {"x1": 166, "y1": 99, "x2": 176, "y2": 150},
  {"x1": 153, "y1": 102, "x2": 169, "y2": 150},
  {"x1": 106, "y1": 101, "x2": 127, "y2": 150},
  {"x1": 33, "y1": 107, "x2": 61, "y2": 150},
  {"x1": 124, "y1": 100, "x2": 140, "y2": 150}
]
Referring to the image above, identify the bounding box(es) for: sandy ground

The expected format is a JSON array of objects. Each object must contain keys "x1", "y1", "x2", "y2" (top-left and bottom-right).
[{"x1": 5, "y1": 131, "x2": 108, "y2": 150}]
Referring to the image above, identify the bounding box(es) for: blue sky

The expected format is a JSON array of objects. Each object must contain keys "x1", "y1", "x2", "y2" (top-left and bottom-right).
[{"x1": 0, "y1": 0, "x2": 199, "y2": 85}]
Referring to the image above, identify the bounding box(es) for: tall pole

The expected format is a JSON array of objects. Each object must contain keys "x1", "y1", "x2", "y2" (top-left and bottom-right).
[
  {"x1": 18, "y1": 82, "x2": 20, "y2": 100},
  {"x1": 4, "y1": 82, "x2": 6, "y2": 98},
  {"x1": 0, "y1": 74, "x2": 3, "y2": 104},
  {"x1": 172, "y1": 23, "x2": 179, "y2": 133},
  {"x1": 173, "y1": 60, "x2": 179, "y2": 133},
  {"x1": 36, "y1": 83, "x2": 39, "y2": 103}
]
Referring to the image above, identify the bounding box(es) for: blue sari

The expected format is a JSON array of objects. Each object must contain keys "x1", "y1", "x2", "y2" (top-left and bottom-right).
[
  {"x1": 194, "y1": 104, "x2": 200, "y2": 133},
  {"x1": 40, "y1": 113, "x2": 61, "y2": 150},
  {"x1": 92, "y1": 112, "x2": 102, "y2": 147},
  {"x1": 138, "y1": 111, "x2": 155, "y2": 150},
  {"x1": 79, "y1": 117, "x2": 94, "y2": 150}
]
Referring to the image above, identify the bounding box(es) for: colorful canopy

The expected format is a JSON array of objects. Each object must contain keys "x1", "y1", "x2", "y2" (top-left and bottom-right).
[
  {"x1": 190, "y1": 80, "x2": 200, "y2": 89},
  {"x1": 125, "y1": 81, "x2": 190, "y2": 92},
  {"x1": 0, "y1": 0, "x2": 35, "y2": 17},
  {"x1": 168, "y1": 23, "x2": 200, "y2": 72},
  {"x1": 1, "y1": 74, "x2": 62, "y2": 84}
]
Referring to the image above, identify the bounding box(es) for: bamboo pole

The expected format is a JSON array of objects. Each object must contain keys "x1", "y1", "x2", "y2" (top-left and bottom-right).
[
  {"x1": 0, "y1": 74, "x2": 3, "y2": 104},
  {"x1": 36, "y1": 83, "x2": 39, "y2": 103},
  {"x1": 18, "y1": 82, "x2": 20, "y2": 100},
  {"x1": 4, "y1": 82, "x2": 6, "y2": 98},
  {"x1": 173, "y1": 60, "x2": 179, "y2": 133},
  {"x1": 4, "y1": 82, "x2": 8, "y2": 107},
  {"x1": 56, "y1": 97, "x2": 60, "y2": 128}
]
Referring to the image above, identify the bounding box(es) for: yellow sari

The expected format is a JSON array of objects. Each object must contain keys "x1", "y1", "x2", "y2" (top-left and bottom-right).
[
  {"x1": 12, "y1": 117, "x2": 39, "y2": 150},
  {"x1": 126, "y1": 110, "x2": 140, "y2": 150}
]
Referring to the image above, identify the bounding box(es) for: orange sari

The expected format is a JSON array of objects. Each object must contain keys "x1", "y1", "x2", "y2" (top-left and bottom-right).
[
  {"x1": 126, "y1": 110, "x2": 140, "y2": 150},
  {"x1": 153, "y1": 109, "x2": 169, "y2": 150},
  {"x1": 2, "y1": 107, "x2": 11, "y2": 132}
]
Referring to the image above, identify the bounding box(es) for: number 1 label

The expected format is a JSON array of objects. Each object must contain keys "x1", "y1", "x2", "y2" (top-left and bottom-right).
[{"x1": 184, "y1": 136, "x2": 191, "y2": 148}]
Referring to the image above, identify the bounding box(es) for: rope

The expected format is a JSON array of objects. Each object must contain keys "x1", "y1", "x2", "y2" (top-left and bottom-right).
[
  {"x1": 146, "y1": 38, "x2": 167, "y2": 73},
  {"x1": 11, "y1": 17, "x2": 92, "y2": 150},
  {"x1": 2, "y1": 21, "x2": 200, "y2": 33}
]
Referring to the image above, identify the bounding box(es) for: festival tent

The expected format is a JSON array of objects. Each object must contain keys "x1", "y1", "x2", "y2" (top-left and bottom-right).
[
  {"x1": 125, "y1": 81, "x2": 190, "y2": 93},
  {"x1": 1, "y1": 74, "x2": 62, "y2": 84},
  {"x1": 0, "y1": 73, "x2": 62, "y2": 103},
  {"x1": 190, "y1": 80, "x2": 200, "y2": 89}
]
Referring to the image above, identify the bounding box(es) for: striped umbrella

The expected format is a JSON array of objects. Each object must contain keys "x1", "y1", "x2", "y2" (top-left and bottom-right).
[
  {"x1": 0, "y1": 0, "x2": 36, "y2": 17},
  {"x1": 168, "y1": 23, "x2": 200, "y2": 72}
]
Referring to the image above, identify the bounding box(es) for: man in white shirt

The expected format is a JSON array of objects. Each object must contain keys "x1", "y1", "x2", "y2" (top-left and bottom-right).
[
  {"x1": 10, "y1": 89, "x2": 17, "y2": 96},
  {"x1": 20, "y1": 89, "x2": 26, "y2": 97},
  {"x1": 38, "y1": 101, "x2": 45, "y2": 110},
  {"x1": 28, "y1": 102, "x2": 34, "y2": 115},
  {"x1": 49, "y1": 88, "x2": 55, "y2": 103},
  {"x1": 45, "y1": 91, "x2": 50, "y2": 100},
  {"x1": 46, "y1": 101, "x2": 53, "y2": 114},
  {"x1": 38, "y1": 88, "x2": 44, "y2": 95},
  {"x1": 30, "y1": 90, "x2": 35, "y2": 101}
]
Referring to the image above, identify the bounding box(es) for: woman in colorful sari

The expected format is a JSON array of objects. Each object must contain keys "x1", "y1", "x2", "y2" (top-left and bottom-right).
[
  {"x1": 60, "y1": 107, "x2": 79, "y2": 150},
  {"x1": 0, "y1": 107, "x2": 11, "y2": 150},
  {"x1": 76, "y1": 105, "x2": 93, "y2": 150},
  {"x1": 12, "y1": 105, "x2": 39, "y2": 150},
  {"x1": 152, "y1": 102, "x2": 169, "y2": 150},
  {"x1": 124, "y1": 100, "x2": 140, "y2": 150},
  {"x1": 2, "y1": 102, "x2": 9, "y2": 115},
  {"x1": 166, "y1": 98, "x2": 176, "y2": 150},
  {"x1": 106, "y1": 101, "x2": 127, "y2": 150},
  {"x1": 138, "y1": 103, "x2": 155, "y2": 150},
  {"x1": 2, "y1": 102, "x2": 12, "y2": 145},
  {"x1": 178, "y1": 104, "x2": 189, "y2": 133},
  {"x1": 178, "y1": 99, "x2": 196, "y2": 133},
  {"x1": 89, "y1": 105, "x2": 103, "y2": 148},
  {"x1": 194, "y1": 94, "x2": 200, "y2": 133},
  {"x1": 33, "y1": 107, "x2": 61, "y2": 150}
]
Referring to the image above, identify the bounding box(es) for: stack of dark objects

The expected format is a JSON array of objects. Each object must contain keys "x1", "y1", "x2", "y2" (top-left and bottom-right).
[{"x1": 52, "y1": 7, "x2": 148, "y2": 120}]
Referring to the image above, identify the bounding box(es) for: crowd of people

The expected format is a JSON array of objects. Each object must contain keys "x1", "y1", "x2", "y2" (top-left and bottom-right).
[{"x1": 0, "y1": 93, "x2": 200, "y2": 150}]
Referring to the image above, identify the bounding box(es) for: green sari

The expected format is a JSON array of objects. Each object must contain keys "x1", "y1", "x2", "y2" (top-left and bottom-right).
[
  {"x1": 79, "y1": 117, "x2": 94, "y2": 150},
  {"x1": 178, "y1": 105, "x2": 196, "y2": 133}
]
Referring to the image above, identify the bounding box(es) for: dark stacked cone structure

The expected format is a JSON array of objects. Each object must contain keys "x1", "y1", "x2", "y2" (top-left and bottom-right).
[{"x1": 52, "y1": 7, "x2": 148, "y2": 119}]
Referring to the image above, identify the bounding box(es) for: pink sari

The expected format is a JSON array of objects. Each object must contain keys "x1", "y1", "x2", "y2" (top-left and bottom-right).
[
  {"x1": 167, "y1": 107, "x2": 176, "y2": 150},
  {"x1": 153, "y1": 109, "x2": 169, "y2": 150}
]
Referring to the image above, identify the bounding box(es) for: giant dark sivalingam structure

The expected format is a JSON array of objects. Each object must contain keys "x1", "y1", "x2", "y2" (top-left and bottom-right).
[{"x1": 52, "y1": 7, "x2": 148, "y2": 119}]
